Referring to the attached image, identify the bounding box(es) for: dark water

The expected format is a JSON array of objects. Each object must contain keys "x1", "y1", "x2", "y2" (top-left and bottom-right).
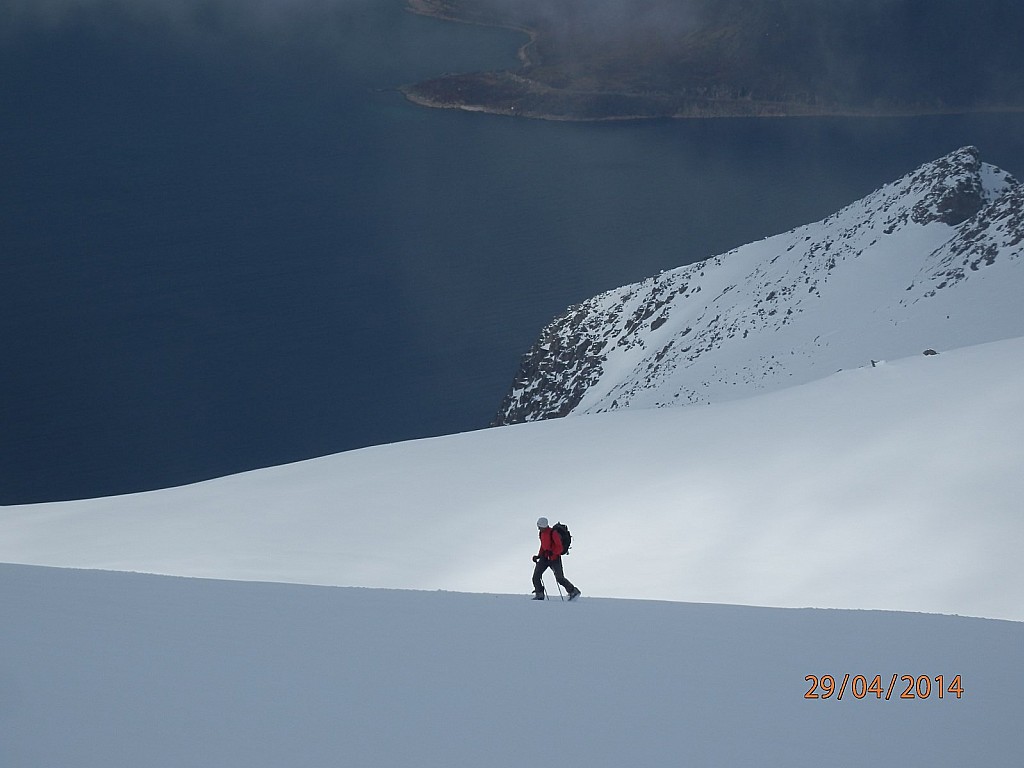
[{"x1": 3, "y1": 0, "x2": 1024, "y2": 503}]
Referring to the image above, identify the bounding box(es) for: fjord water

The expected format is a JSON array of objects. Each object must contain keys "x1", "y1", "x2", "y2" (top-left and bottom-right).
[{"x1": 3, "y1": 0, "x2": 1024, "y2": 503}]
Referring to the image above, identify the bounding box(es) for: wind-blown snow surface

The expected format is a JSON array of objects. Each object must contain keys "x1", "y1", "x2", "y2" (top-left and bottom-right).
[
  {"x1": 3, "y1": 336, "x2": 1023, "y2": 621},
  {"x1": 2, "y1": 563, "x2": 1022, "y2": 768}
]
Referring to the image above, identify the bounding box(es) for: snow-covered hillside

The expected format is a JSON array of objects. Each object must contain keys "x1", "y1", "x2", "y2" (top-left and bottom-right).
[
  {"x1": 2, "y1": 564, "x2": 1021, "y2": 768},
  {"x1": 2, "y1": 142, "x2": 1021, "y2": 768},
  {"x1": 494, "y1": 146, "x2": 1024, "y2": 423},
  {"x1": 3, "y1": 336, "x2": 1022, "y2": 622}
]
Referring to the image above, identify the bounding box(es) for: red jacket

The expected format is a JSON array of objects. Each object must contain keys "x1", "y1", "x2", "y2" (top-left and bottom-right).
[{"x1": 538, "y1": 526, "x2": 563, "y2": 559}]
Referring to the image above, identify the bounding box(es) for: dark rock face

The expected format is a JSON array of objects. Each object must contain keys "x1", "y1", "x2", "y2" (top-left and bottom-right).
[
  {"x1": 491, "y1": 307, "x2": 613, "y2": 425},
  {"x1": 907, "y1": 175, "x2": 1024, "y2": 297},
  {"x1": 909, "y1": 146, "x2": 989, "y2": 226}
]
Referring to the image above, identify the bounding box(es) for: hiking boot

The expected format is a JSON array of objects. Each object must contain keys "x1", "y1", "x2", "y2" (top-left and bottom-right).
[
  {"x1": 532, "y1": 589, "x2": 545, "y2": 600},
  {"x1": 568, "y1": 588, "x2": 581, "y2": 601}
]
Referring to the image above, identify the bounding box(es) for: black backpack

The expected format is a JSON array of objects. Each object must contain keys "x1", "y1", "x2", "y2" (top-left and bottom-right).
[{"x1": 552, "y1": 522, "x2": 572, "y2": 556}]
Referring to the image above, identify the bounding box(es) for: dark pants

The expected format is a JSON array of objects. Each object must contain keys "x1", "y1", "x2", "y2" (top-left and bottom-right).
[{"x1": 532, "y1": 556, "x2": 576, "y2": 595}]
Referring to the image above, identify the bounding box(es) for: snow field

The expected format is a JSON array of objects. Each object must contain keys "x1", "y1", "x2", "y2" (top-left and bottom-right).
[
  {"x1": 2, "y1": 336, "x2": 1023, "y2": 621},
  {"x1": 1, "y1": 563, "x2": 1021, "y2": 768}
]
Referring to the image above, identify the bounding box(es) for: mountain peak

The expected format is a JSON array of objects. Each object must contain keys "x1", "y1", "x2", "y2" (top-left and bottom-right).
[
  {"x1": 880, "y1": 145, "x2": 1013, "y2": 227},
  {"x1": 493, "y1": 148, "x2": 1024, "y2": 425}
]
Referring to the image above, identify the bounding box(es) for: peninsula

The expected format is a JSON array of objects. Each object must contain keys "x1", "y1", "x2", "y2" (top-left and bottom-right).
[{"x1": 404, "y1": 0, "x2": 1024, "y2": 121}]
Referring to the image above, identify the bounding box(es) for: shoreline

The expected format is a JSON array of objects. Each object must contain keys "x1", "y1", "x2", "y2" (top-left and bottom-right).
[
  {"x1": 403, "y1": 0, "x2": 1024, "y2": 123},
  {"x1": 405, "y1": 0, "x2": 538, "y2": 68},
  {"x1": 401, "y1": 72, "x2": 1024, "y2": 124}
]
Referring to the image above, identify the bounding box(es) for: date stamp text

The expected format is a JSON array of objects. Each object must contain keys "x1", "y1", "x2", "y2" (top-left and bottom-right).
[{"x1": 804, "y1": 674, "x2": 964, "y2": 701}]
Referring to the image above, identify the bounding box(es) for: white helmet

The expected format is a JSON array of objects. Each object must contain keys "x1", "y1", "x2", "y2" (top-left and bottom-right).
[{"x1": 537, "y1": 517, "x2": 549, "y2": 528}]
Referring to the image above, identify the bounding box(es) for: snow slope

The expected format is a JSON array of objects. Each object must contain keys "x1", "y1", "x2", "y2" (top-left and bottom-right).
[
  {"x1": 3, "y1": 335, "x2": 1023, "y2": 622},
  {"x1": 494, "y1": 147, "x2": 1024, "y2": 423},
  {"x1": 2, "y1": 563, "x2": 1021, "y2": 768}
]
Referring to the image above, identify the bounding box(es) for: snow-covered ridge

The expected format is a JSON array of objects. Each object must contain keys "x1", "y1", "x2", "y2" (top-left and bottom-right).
[{"x1": 493, "y1": 146, "x2": 1024, "y2": 423}]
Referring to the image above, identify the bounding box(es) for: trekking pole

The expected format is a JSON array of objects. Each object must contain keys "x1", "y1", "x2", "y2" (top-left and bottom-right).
[{"x1": 556, "y1": 579, "x2": 564, "y2": 601}]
